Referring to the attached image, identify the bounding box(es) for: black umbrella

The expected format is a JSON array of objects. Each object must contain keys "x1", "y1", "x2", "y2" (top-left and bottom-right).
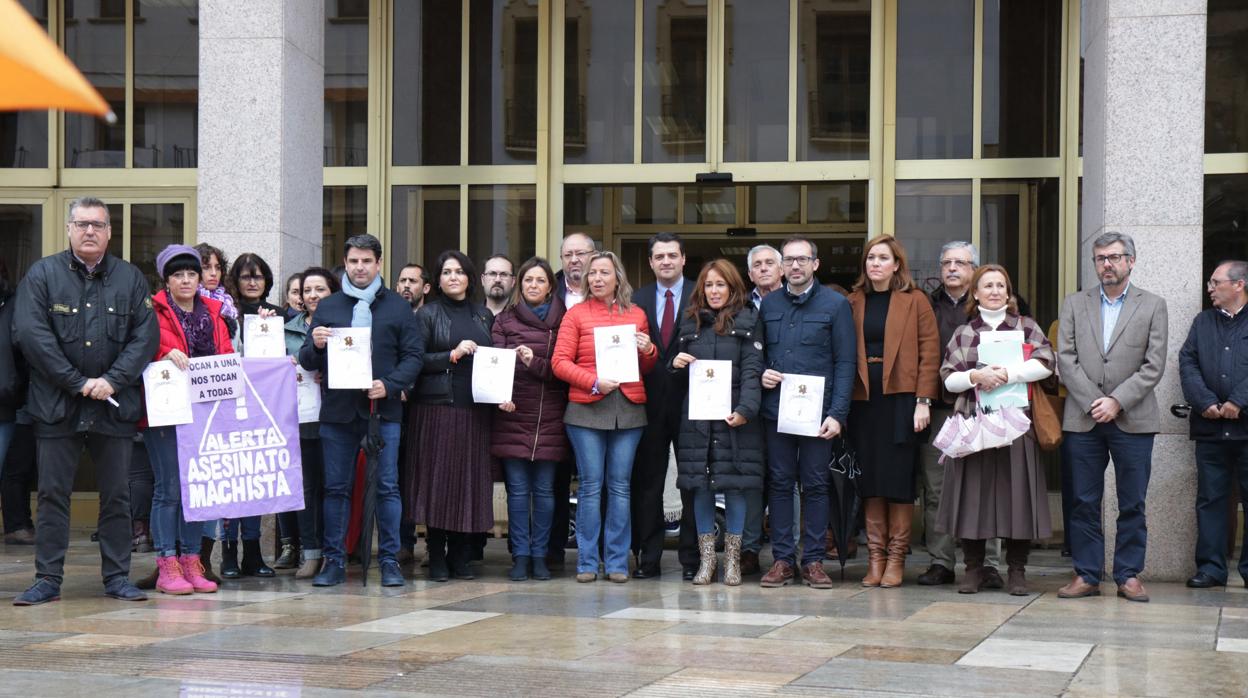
[
  {"x1": 357, "y1": 399, "x2": 385, "y2": 586},
  {"x1": 826, "y1": 437, "x2": 861, "y2": 580}
]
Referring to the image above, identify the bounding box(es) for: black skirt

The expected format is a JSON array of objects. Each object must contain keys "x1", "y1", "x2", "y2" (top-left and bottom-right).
[{"x1": 849, "y1": 362, "x2": 918, "y2": 501}]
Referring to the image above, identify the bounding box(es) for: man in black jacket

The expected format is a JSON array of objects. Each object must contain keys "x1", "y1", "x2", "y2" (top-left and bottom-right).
[
  {"x1": 630, "y1": 232, "x2": 695, "y2": 579},
  {"x1": 300, "y1": 234, "x2": 424, "y2": 587},
  {"x1": 11, "y1": 196, "x2": 159, "y2": 605},
  {"x1": 1180, "y1": 259, "x2": 1248, "y2": 589}
]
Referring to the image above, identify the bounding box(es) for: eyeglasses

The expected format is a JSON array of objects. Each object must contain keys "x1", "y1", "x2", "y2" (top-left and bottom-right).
[
  {"x1": 781, "y1": 255, "x2": 814, "y2": 267},
  {"x1": 239, "y1": 274, "x2": 265, "y2": 282},
  {"x1": 69, "y1": 220, "x2": 108, "y2": 231},
  {"x1": 1208, "y1": 278, "x2": 1239, "y2": 289},
  {"x1": 1093, "y1": 253, "x2": 1130, "y2": 265},
  {"x1": 561, "y1": 250, "x2": 592, "y2": 261},
  {"x1": 940, "y1": 259, "x2": 973, "y2": 268},
  {"x1": 483, "y1": 271, "x2": 514, "y2": 280}
]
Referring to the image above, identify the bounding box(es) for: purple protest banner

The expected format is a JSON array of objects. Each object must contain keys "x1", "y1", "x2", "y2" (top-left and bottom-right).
[{"x1": 177, "y1": 357, "x2": 304, "y2": 522}]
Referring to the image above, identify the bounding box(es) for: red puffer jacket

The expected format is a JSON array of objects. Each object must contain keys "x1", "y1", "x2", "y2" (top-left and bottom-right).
[
  {"x1": 551, "y1": 297, "x2": 658, "y2": 405},
  {"x1": 489, "y1": 297, "x2": 571, "y2": 462},
  {"x1": 152, "y1": 290, "x2": 233, "y2": 360}
]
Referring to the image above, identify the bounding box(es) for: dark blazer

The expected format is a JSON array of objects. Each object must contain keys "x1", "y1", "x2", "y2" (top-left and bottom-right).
[
  {"x1": 298, "y1": 286, "x2": 424, "y2": 424},
  {"x1": 1179, "y1": 308, "x2": 1248, "y2": 441},
  {"x1": 632, "y1": 279, "x2": 694, "y2": 420},
  {"x1": 0, "y1": 292, "x2": 26, "y2": 421}
]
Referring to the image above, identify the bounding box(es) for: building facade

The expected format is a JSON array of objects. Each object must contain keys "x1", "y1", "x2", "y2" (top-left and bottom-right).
[{"x1": 1, "y1": 0, "x2": 1246, "y2": 580}]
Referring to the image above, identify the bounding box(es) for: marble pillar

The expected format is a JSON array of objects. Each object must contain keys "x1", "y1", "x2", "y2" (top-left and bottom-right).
[
  {"x1": 198, "y1": 0, "x2": 324, "y2": 297},
  {"x1": 1080, "y1": 0, "x2": 1207, "y2": 582}
]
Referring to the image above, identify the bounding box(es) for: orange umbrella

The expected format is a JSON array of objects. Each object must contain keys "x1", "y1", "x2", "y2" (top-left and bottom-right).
[{"x1": 0, "y1": 0, "x2": 116, "y2": 122}]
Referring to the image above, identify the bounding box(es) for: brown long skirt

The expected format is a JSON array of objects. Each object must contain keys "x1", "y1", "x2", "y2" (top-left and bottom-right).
[
  {"x1": 405, "y1": 404, "x2": 495, "y2": 533},
  {"x1": 935, "y1": 432, "x2": 1052, "y2": 540}
]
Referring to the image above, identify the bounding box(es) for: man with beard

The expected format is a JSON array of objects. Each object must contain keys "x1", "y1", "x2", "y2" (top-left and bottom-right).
[
  {"x1": 482, "y1": 256, "x2": 516, "y2": 316},
  {"x1": 396, "y1": 263, "x2": 430, "y2": 311}
]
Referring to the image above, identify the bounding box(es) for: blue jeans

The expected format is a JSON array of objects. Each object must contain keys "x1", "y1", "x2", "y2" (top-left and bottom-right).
[
  {"x1": 691, "y1": 488, "x2": 747, "y2": 537},
  {"x1": 222, "y1": 515, "x2": 260, "y2": 541},
  {"x1": 566, "y1": 424, "x2": 643, "y2": 575},
  {"x1": 1194, "y1": 440, "x2": 1248, "y2": 583},
  {"x1": 146, "y1": 426, "x2": 204, "y2": 557},
  {"x1": 763, "y1": 421, "x2": 832, "y2": 566},
  {"x1": 0, "y1": 420, "x2": 13, "y2": 479},
  {"x1": 320, "y1": 419, "x2": 402, "y2": 566},
  {"x1": 503, "y1": 458, "x2": 557, "y2": 558},
  {"x1": 1065, "y1": 424, "x2": 1153, "y2": 585}
]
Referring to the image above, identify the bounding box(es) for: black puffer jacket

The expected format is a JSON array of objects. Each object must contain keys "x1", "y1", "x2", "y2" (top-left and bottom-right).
[
  {"x1": 671, "y1": 305, "x2": 765, "y2": 492},
  {"x1": 0, "y1": 291, "x2": 26, "y2": 421}
]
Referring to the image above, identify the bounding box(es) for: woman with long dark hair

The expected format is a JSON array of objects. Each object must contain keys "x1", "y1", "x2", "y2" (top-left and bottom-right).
[
  {"x1": 668, "y1": 259, "x2": 764, "y2": 586},
  {"x1": 407, "y1": 251, "x2": 496, "y2": 581}
]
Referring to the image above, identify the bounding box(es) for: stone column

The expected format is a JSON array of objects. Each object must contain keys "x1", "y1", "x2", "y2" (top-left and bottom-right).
[
  {"x1": 1080, "y1": 0, "x2": 1206, "y2": 582},
  {"x1": 198, "y1": 0, "x2": 324, "y2": 297}
]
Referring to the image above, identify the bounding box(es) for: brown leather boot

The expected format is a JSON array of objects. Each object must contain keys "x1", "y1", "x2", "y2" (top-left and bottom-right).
[
  {"x1": 861, "y1": 498, "x2": 888, "y2": 587},
  {"x1": 958, "y1": 538, "x2": 987, "y2": 594},
  {"x1": 880, "y1": 502, "x2": 913, "y2": 588},
  {"x1": 692, "y1": 533, "x2": 718, "y2": 585},
  {"x1": 1005, "y1": 538, "x2": 1031, "y2": 596}
]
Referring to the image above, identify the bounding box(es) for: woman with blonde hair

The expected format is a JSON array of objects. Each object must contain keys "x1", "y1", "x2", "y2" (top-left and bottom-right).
[
  {"x1": 551, "y1": 252, "x2": 659, "y2": 583},
  {"x1": 848, "y1": 234, "x2": 941, "y2": 588}
]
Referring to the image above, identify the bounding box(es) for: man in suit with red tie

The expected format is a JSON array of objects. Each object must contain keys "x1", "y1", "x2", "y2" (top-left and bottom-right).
[{"x1": 631, "y1": 233, "x2": 696, "y2": 579}]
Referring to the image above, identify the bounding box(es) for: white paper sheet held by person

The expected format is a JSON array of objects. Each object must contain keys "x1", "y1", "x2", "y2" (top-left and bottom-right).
[
  {"x1": 242, "y1": 314, "x2": 287, "y2": 358},
  {"x1": 327, "y1": 327, "x2": 373, "y2": 390},
  {"x1": 143, "y1": 360, "x2": 193, "y2": 426},
  {"x1": 471, "y1": 346, "x2": 517, "y2": 404},
  {"x1": 776, "y1": 373, "x2": 825, "y2": 437},
  {"x1": 688, "y1": 359, "x2": 732, "y2": 420},
  {"x1": 593, "y1": 323, "x2": 639, "y2": 384},
  {"x1": 296, "y1": 366, "x2": 322, "y2": 423}
]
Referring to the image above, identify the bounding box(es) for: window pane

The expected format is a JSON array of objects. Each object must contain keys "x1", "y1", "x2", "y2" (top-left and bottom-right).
[
  {"x1": 981, "y1": 179, "x2": 1060, "y2": 328},
  {"x1": 798, "y1": 0, "x2": 870, "y2": 161},
  {"x1": 564, "y1": 185, "x2": 604, "y2": 228},
  {"x1": 133, "y1": 0, "x2": 198, "y2": 168},
  {"x1": 0, "y1": 204, "x2": 43, "y2": 286},
  {"x1": 322, "y1": 187, "x2": 368, "y2": 270},
  {"x1": 750, "y1": 184, "x2": 800, "y2": 224},
  {"x1": 393, "y1": 1, "x2": 461, "y2": 166},
  {"x1": 0, "y1": 0, "x2": 50, "y2": 168},
  {"x1": 982, "y1": 0, "x2": 1060, "y2": 158},
  {"x1": 391, "y1": 185, "x2": 460, "y2": 281},
  {"x1": 894, "y1": 180, "x2": 972, "y2": 291},
  {"x1": 469, "y1": 0, "x2": 539, "y2": 165},
  {"x1": 468, "y1": 185, "x2": 537, "y2": 267},
  {"x1": 131, "y1": 203, "x2": 184, "y2": 291},
  {"x1": 683, "y1": 186, "x2": 735, "y2": 225},
  {"x1": 1207, "y1": 0, "x2": 1248, "y2": 153},
  {"x1": 641, "y1": 0, "x2": 707, "y2": 163},
  {"x1": 564, "y1": 0, "x2": 634, "y2": 164},
  {"x1": 325, "y1": 0, "x2": 369, "y2": 166},
  {"x1": 619, "y1": 185, "x2": 678, "y2": 225},
  {"x1": 1204, "y1": 175, "x2": 1248, "y2": 306},
  {"x1": 807, "y1": 182, "x2": 867, "y2": 224},
  {"x1": 64, "y1": 0, "x2": 127, "y2": 167},
  {"x1": 896, "y1": 0, "x2": 973, "y2": 160},
  {"x1": 723, "y1": 0, "x2": 787, "y2": 162}
]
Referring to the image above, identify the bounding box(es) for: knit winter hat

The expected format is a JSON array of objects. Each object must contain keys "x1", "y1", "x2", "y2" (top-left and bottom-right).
[{"x1": 156, "y1": 243, "x2": 203, "y2": 280}]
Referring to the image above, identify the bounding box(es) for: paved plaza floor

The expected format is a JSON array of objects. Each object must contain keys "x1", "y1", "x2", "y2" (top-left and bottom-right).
[{"x1": 0, "y1": 534, "x2": 1246, "y2": 697}]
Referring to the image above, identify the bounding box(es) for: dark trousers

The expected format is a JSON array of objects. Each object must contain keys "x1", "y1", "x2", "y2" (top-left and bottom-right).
[
  {"x1": 128, "y1": 434, "x2": 153, "y2": 522},
  {"x1": 1060, "y1": 438, "x2": 1074, "y2": 551},
  {"x1": 36, "y1": 433, "x2": 134, "y2": 583},
  {"x1": 1194, "y1": 440, "x2": 1248, "y2": 583},
  {"x1": 297, "y1": 436, "x2": 325, "y2": 552},
  {"x1": 1, "y1": 422, "x2": 37, "y2": 533},
  {"x1": 631, "y1": 406, "x2": 680, "y2": 569},
  {"x1": 547, "y1": 460, "x2": 572, "y2": 560},
  {"x1": 1065, "y1": 424, "x2": 1154, "y2": 585},
  {"x1": 764, "y1": 421, "x2": 832, "y2": 566}
]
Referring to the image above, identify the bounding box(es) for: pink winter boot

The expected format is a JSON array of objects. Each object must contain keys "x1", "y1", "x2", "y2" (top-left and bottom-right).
[
  {"x1": 156, "y1": 555, "x2": 194, "y2": 595},
  {"x1": 179, "y1": 554, "x2": 219, "y2": 593}
]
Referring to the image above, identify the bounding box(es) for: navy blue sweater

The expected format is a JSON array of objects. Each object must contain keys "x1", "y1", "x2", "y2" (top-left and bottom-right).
[
  {"x1": 759, "y1": 283, "x2": 858, "y2": 425},
  {"x1": 298, "y1": 286, "x2": 424, "y2": 423},
  {"x1": 1179, "y1": 307, "x2": 1248, "y2": 441}
]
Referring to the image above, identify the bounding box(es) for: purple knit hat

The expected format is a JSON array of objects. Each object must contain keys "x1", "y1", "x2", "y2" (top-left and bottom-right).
[{"x1": 156, "y1": 243, "x2": 203, "y2": 280}]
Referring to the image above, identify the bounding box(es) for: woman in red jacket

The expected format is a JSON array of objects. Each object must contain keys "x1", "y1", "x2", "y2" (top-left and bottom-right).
[
  {"x1": 552, "y1": 251, "x2": 659, "y2": 583},
  {"x1": 147, "y1": 245, "x2": 232, "y2": 595},
  {"x1": 490, "y1": 257, "x2": 569, "y2": 582}
]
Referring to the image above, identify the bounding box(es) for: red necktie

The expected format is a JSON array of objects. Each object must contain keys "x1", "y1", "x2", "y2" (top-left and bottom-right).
[{"x1": 661, "y1": 289, "x2": 675, "y2": 348}]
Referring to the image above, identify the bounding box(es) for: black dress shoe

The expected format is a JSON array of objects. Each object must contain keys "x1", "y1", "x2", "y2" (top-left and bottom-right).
[
  {"x1": 916, "y1": 564, "x2": 955, "y2": 586},
  {"x1": 632, "y1": 566, "x2": 661, "y2": 579},
  {"x1": 1186, "y1": 572, "x2": 1224, "y2": 589},
  {"x1": 682, "y1": 566, "x2": 696, "y2": 581}
]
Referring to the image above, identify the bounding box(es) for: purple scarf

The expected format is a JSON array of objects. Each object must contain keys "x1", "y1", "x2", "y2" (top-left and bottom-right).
[
  {"x1": 167, "y1": 290, "x2": 218, "y2": 358},
  {"x1": 198, "y1": 285, "x2": 238, "y2": 319}
]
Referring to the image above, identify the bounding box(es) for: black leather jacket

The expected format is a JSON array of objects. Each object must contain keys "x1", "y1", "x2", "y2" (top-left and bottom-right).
[{"x1": 413, "y1": 297, "x2": 494, "y2": 405}]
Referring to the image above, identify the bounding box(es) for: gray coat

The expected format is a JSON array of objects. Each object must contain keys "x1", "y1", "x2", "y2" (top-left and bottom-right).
[{"x1": 1057, "y1": 284, "x2": 1168, "y2": 434}]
